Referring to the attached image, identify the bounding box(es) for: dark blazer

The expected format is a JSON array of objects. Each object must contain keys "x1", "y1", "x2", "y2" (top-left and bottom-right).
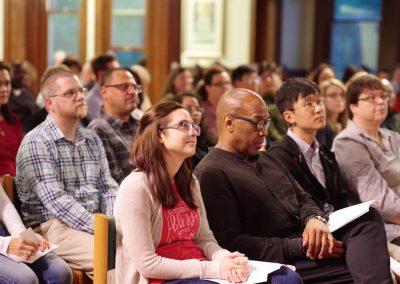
[
  {"x1": 266, "y1": 135, "x2": 360, "y2": 212},
  {"x1": 195, "y1": 147, "x2": 324, "y2": 264}
]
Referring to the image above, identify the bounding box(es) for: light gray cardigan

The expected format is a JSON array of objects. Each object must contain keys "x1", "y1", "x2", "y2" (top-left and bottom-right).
[
  {"x1": 114, "y1": 171, "x2": 229, "y2": 284},
  {"x1": 332, "y1": 120, "x2": 400, "y2": 241}
]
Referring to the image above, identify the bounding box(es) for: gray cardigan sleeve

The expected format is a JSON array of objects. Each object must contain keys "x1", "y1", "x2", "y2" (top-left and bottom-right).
[{"x1": 333, "y1": 138, "x2": 400, "y2": 219}]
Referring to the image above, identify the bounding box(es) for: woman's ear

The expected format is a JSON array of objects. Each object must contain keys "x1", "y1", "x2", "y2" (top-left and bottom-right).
[
  {"x1": 158, "y1": 130, "x2": 164, "y2": 144},
  {"x1": 349, "y1": 104, "x2": 357, "y2": 117}
]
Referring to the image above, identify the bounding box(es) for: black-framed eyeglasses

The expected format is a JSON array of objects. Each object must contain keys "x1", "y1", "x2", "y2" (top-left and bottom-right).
[
  {"x1": 230, "y1": 113, "x2": 271, "y2": 132},
  {"x1": 103, "y1": 82, "x2": 142, "y2": 93},
  {"x1": 48, "y1": 87, "x2": 87, "y2": 100},
  {"x1": 358, "y1": 94, "x2": 389, "y2": 104},
  {"x1": 290, "y1": 98, "x2": 325, "y2": 112},
  {"x1": 159, "y1": 120, "x2": 201, "y2": 136}
]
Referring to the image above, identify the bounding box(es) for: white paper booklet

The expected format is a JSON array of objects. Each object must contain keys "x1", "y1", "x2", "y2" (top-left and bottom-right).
[
  {"x1": 328, "y1": 200, "x2": 378, "y2": 232},
  {"x1": 207, "y1": 260, "x2": 295, "y2": 284},
  {"x1": 5, "y1": 227, "x2": 58, "y2": 264}
]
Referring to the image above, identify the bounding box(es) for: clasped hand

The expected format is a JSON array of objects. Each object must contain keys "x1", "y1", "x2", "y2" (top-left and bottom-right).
[
  {"x1": 7, "y1": 233, "x2": 49, "y2": 261},
  {"x1": 220, "y1": 251, "x2": 250, "y2": 283},
  {"x1": 302, "y1": 218, "x2": 345, "y2": 260}
]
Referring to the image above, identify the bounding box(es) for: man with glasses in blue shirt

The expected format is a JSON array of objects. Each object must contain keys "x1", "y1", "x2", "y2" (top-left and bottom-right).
[
  {"x1": 88, "y1": 68, "x2": 140, "y2": 184},
  {"x1": 16, "y1": 70, "x2": 118, "y2": 277}
]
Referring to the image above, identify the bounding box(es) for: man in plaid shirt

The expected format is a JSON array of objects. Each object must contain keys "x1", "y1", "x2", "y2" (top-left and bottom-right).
[
  {"x1": 88, "y1": 68, "x2": 140, "y2": 184},
  {"x1": 16, "y1": 69, "x2": 118, "y2": 277}
]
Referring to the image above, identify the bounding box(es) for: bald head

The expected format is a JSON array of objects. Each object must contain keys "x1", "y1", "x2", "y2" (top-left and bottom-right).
[
  {"x1": 216, "y1": 88, "x2": 265, "y2": 129},
  {"x1": 215, "y1": 88, "x2": 268, "y2": 156}
]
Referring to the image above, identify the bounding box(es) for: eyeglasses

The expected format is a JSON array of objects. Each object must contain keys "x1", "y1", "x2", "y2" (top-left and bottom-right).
[
  {"x1": 211, "y1": 81, "x2": 232, "y2": 88},
  {"x1": 185, "y1": 106, "x2": 204, "y2": 114},
  {"x1": 290, "y1": 98, "x2": 325, "y2": 112},
  {"x1": 159, "y1": 120, "x2": 201, "y2": 136},
  {"x1": 230, "y1": 113, "x2": 271, "y2": 132},
  {"x1": 49, "y1": 87, "x2": 87, "y2": 100},
  {"x1": 358, "y1": 94, "x2": 389, "y2": 104},
  {"x1": 103, "y1": 83, "x2": 142, "y2": 93}
]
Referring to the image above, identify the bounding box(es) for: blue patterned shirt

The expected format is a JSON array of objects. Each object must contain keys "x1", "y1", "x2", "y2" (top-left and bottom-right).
[
  {"x1": 16, "y1": 115, "x2": 118, "y2": 234},
  {"x1": 88, "y1": 108, "x2": 138, "y2": 184}
]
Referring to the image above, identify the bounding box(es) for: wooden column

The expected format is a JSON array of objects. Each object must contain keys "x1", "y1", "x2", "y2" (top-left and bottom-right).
[
  {"x1": 313, "y1": 0, "x2": 333, "y2": 66},
  {"x1": 95, "y1": 0, "x2": 111, "y2": 55},
  {"x1": 378, "y1": 0, "x2": 400, "y2": 70},
  {"x1": 145, "y1": 0, "x2": 181, "y2": 103},
  {"x1": 3, "y1": 0, "x2": 26, "y2": 62},
  {"x1": 253, "y1": 0, "x2": 281, "y2": 63}
]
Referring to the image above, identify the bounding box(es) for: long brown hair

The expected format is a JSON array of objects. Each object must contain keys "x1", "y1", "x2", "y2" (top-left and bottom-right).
[
  {"x1": 132, "y1": 102, "x2": 197, "y2": 209},
  {"x1": 0, "y1": 62, "x2": 15, "y2": 124}
]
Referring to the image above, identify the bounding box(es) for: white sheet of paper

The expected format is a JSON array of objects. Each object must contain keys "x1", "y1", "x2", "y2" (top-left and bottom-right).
[
  {"x1": 327, "y1": 200, "x2": 378, "y2": 232},
  {"x1": 207, "y1": 260, "x2": 295, "y2": 284},
  {"x1": 5, "y1": 227, "x2": 58, "y2": 264}
]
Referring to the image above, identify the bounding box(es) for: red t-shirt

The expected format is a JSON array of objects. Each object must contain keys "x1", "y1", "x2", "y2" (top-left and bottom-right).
[
  {"x1": 0, "y1": 115, "x2": 23, "y2": 176},
  {"x1": 150, "y1": 183, "x2": 206, "y2": 284}
]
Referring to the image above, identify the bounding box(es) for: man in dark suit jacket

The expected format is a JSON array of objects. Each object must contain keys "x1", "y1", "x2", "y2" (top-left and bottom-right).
[
  {"x1": 266, "y1": 77, "x2": 366, "y2": 212},
  {"x1": 196, "y1": 88, "x2": 391, "y2": 283}
]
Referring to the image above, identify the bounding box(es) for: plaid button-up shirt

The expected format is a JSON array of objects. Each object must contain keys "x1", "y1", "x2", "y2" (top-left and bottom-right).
[
  {"x1": 16, "y1": 115, "x2": 118, "y2": 234},
  {"x1": 88, "y1": 108, "x2": 138, "y2": 184}
]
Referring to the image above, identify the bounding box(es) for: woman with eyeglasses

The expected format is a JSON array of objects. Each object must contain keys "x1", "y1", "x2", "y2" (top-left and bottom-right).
[
  {"x1": 333, "y1": 74, "x2": 400, "y2": 246},
  {"x1": 114, "y1": 102, "x2": 250, "y2": 284},
  {"x1": 173, "y1": 93, "x2": 210, "y2": 165},
  {"x1": 0, "y1": 62, "x2": 23, "y2": 176},
  {"x1": 197, "y1": 66, "x2": 232, "y2": 146},
  {"x1": 316, "y1": 78, "x2": 348, "y2": 149}
]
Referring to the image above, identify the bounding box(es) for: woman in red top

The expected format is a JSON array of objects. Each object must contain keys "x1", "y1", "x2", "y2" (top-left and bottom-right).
[
  {"x1": 0, "y1": 62, "x2": 23, "y2": 176},
  {"x1": 115, "y1": 102, "x2": 250, "y2": 283},
  {"x1": 114, "y1": 102, "x2": 303, "y2": 284}
]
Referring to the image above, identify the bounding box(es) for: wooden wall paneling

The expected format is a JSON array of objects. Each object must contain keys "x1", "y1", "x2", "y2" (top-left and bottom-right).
[
  {"x1": 145, "y1": 0, "x2": 171, "y2": 103},
  {"x1": 312, "y1": 0, "x2": 333, "y2": 67},
  {"x1": 378, "y1": 0, "x2": 400, "y2": 70},
  {"x1": 79, "y1": 0, "x2": 87, "y2": 63},
  {"x1": 3, "y1": 0, "x2": 26, "y2": 62},
  {"x1": 167, "y1": 0, "x2": 181, "y2": 65},
  {"x1": 95, "y1": 0, "x2": 111, "y2": 55},
  {"x1": 254, "y1": 0, "x2": 280, "y2": 63},
  {"x1": 249, "y1": 0, "x2": 256, "y2": 63},
  {"x1": 25, "y1": 0, "x2": 47, "y2": 94}
]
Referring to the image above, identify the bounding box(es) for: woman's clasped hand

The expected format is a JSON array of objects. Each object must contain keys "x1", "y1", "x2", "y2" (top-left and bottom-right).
[{"x1": 220, "y1": 252, "x2": 250, "y2": 283}]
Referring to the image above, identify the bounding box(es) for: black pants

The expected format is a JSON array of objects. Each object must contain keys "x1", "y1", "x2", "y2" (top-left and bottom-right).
[{"x1": 294, "y1": 208, "x2": 392, "y2": 284}]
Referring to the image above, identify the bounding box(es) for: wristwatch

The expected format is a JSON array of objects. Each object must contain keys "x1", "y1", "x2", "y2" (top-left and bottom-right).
[{"x1": 313, "y1": 215, "x2": 328, "y2": 224}]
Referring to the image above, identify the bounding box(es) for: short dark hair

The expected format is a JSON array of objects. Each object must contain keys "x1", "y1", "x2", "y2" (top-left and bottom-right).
[
  {"x1": 61, "y1": 58, "x2": 82, "y2": 72},
  {"x1": 231, "y1": 65, "x2": 256, "y2": 82},
  {"x1": 100, "y1": 67, "x2": 136, "y2": 86},
  {"x1": 347, "y1": 74, "x2": 384, "y2": 119},
  {"x1": 275, "y1": 77, "x2": 320, "y2": 115},
  {"x1": 197, "y1": 66, "x2": 226, "y2": 101},
  {"x1": 91, "y1": 54, "x2": 117, "y2": 78}
]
